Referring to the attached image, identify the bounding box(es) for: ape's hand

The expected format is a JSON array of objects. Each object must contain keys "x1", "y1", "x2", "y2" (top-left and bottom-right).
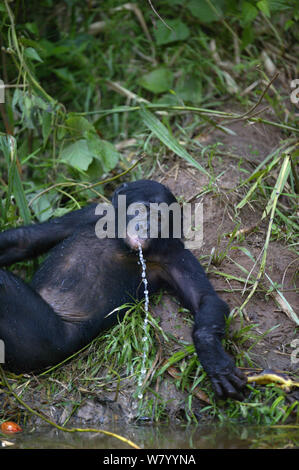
[{"x1": 193, "y1": 328, "x2": 247, "y2": 400}]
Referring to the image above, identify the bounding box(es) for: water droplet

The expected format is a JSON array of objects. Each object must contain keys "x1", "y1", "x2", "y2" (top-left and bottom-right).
[{"x1": 137, "y1": 241, "x2": 151, "y2": 402}]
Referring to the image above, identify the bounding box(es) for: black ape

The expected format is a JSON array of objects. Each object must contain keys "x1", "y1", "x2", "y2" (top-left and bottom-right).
[{"x1": 0, "y1": 180, "x2": 246, "y2": 399}]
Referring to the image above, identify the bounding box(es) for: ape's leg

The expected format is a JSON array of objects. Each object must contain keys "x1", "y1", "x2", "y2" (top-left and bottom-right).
[
  {"x1": 0, "y1": 203, "x2": 97, "y2": 267},
  {"x1": 162, "y1": 245, "x2": 246, "y2": 399},
  {"x1": 0, "y1": 269, "x2": 78, "y2": 372}
]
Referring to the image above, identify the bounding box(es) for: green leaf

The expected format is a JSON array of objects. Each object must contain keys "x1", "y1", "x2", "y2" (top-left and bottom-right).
[
  {"x1": 232, "y1": 246, "x2": 256, "y2": 262},
  {"x1": 65, "y1": 115, "x2": 94, "y2": 136},
  {"x1": 175, "y1": 74, "x2": 202, "y2": 104},
  {"x1": 25, "y1": 22, "x2": 39, "y2": 36},
  {"x1": 268, "y1": 0, "x2": 292, "y2": 12},
  {"x1": 187, "y1": 0, "x2": 224, "y2": 23},
  {"x1": 242, "y1": 2, "x2": 259, "y2": 24},
  {"x1": 24, "y1": 47, "x2": 43, "y2": 62},
  {"x1": 60, "y1": 132, "x2": 120, "y2": 175},
  {"x1": 241, "y1": 25, "x2": 255, "y2": 48},
  {"x1": 53, "y1": 68, "x2": 75, "y2": 83},
  {"x1": 139, "y1": 68, "x2": 173, "y2": 94},
  {"x1": 88, "y1": 135, "x2": 120, "y2": 172},
  {"x1": 85, "y1": 158, "x2": 104, "y2": 180},
  {"x1": 284, "y1": 19, "x2": 294, "y2": 31},
  {"x1": 262, "y1": 154, "x2": 291, "y2": 219},
  {"x1": 140, "y1": 107, "x2": 209, "y2": 176},
  {"x1": 153, "y1": 19, "x2": 190, "y2": 45},
  {"x1": 60, "y1": 139, "x2": 94, "y2": 171},
  {"x1": 41, "y1": 111, "x2": 52, "y2": 146},
  {"x1": 257, "y1": 0, "x2": 271, "y2": 17},
  {"x1": 30, "y1": 192, "x2": 56, "y2": 222},
  {"x1": 157, "y1": 345, "x2": 195, "y2": 376},
  {"x1": 0, "y1": 136, "x2": 31, "y2": 224}
]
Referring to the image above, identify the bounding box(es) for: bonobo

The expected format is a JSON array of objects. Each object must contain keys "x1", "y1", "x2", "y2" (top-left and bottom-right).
[{"x1": 0, "y1": 180, "x2": 246, "y2": 399}]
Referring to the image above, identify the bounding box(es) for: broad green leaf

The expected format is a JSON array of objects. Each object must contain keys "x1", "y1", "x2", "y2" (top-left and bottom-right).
[
  {"x1": 60, "y1": 134, "x2": 120, "y2": 174},
  {"x1": 241, "y1": 25, "x2": 255, "y2": 48},
  {"x1": 85, "y1": 158, "x2": 104, "y2": 180},
  {"x1": 284, "y1": 19, "x2": 294, "y2": 30},
  {"x1": 140, "y1": 107, "x2": 209, "y2": 176},
  {"x1": 25, "y1": 22, "x2": 39, "y2": 36},
  {"x1": 88, "y1": 134, "x2": 120, "y2": 172},
  {"x1": 53, "y1": 67, "x2": 75, "y2": 83},
  {"x1": 175, "y1": 74, "x2": 202, "y2": 104},
  {"x1": 98, "y1": 141, "x2": 120, "y2": 172},
  {"x1": 139, "y1": 68, "x2": 173, "y2": 94},
  {"x1": 155, "y1": 93, "x2": 181, "y2": 106},
  {"x1": 60, "y1": 139, "x2": 93, "y2": 171},
  {"x1": 30, "y1": 192, "x2": 56, "y2": 222},
  {"x1": 242, "y1": 2, "x2": 259, "y2": 24},
  {"x1": 12, "y1": 89, "x2": 49, "y2": 131},
  {"x1": 57, "y1": 125, "x2": 67, "y2": 140},
  {"x1": 24, "y1": 47, "x2": 43, "y2": 62},
  {"x1": 153, "y1": 19, "x2": 190, "y2": 45},
  {"x1": 257, "y1": 0, "x2": 271, "y2": 17},
  {"x1": 187, "y1": 0, "x2": 224, "y2": 22},
  {"x1": 65, "y1": 115, "x2": 94, "y2": 136}
]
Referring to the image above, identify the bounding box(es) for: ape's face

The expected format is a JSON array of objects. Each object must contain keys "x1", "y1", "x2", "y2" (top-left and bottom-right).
[{"x1": 112, "y1": 180, "x2": 181, "y2": 251}]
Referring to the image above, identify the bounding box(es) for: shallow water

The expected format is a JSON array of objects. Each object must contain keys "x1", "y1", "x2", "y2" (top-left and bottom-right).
[{"x1": 2, "y1": 422, "x2": 298, "y2": 450}]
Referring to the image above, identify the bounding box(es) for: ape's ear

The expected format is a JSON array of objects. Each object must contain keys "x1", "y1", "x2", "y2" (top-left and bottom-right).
[{"x1": 112, "y1": 183, "x2": 128, "y2": 208}]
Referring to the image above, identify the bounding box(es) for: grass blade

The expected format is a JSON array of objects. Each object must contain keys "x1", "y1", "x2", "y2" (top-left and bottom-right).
[
  {"x1": 140, "y1": 106, "x2": 209, "y2": 176},
  {"x1": 1, "y1": 136, "x2": 31, "y2": 224}
]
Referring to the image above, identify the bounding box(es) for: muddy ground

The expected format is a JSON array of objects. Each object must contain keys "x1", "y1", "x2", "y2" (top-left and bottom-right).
[
  {"x1": 1, "y1": 116, "x2": 298, "y2": 430},
  {"x1": 157, "y1": 117, "x2": 298, "y2": 373}
]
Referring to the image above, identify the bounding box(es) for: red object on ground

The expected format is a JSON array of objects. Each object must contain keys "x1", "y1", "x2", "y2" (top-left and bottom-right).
[{"x1": 0, "y1": 421, "x2": 22, "y2": 434}]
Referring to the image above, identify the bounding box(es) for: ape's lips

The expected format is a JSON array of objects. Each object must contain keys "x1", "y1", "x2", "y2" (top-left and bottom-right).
[{"x1": 125, "y1": 233, "x2": 150, "y2": 251}]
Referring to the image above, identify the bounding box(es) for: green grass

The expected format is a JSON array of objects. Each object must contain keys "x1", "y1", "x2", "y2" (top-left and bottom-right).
[{"x1": 1, "y1": 300, "x2": 298, "y2": 426}]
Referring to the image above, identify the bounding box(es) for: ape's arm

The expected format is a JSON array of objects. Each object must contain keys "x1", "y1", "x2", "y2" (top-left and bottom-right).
[
  {"x1": 162, "y1": 245, "x2": 246, "y2": 399},
  {"x1": 0, "y1": 203, "x2": 97, "y2": 267}
]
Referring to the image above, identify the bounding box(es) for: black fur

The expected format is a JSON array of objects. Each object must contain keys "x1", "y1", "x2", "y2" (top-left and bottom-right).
[{"x1": 0, "y1": 180, "x2": 246, "y2": 399}]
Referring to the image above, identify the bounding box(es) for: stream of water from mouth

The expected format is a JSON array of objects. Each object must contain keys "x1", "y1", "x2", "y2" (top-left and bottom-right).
[{"x1": 137, "y1": 242, "x2": 150, "y2": 400}]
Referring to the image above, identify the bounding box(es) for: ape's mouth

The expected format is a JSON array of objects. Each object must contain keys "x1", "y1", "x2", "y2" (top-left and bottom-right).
[
  {"x1": 124, "y1": 233, "x2": 151, "y2": 251},
  {"x1": 123, "y1": 219, "x2": 152, "y2": 251}
]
